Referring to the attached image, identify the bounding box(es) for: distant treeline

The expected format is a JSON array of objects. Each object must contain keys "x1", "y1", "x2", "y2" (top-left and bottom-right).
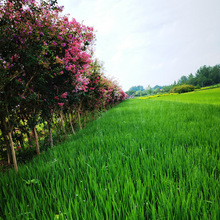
[{"x1": 126, "y1": 64, "x2": 220, "y2": 96}]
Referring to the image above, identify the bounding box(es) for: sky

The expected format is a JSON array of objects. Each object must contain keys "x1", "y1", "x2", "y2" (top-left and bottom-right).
[{"x1": 57, "y1": 0, "x2": 220, "y2": 91}]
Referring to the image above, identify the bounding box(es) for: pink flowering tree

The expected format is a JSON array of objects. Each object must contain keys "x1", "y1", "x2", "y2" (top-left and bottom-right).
[
  {"x1": 0, "y1": 0, "x2": 95, "y2": 170},
  {"x1": 81, "y1": 60, "x2": 107, "y2": 111},
  {"x1": 0, "y1": 0, "x2": 127, "y2": 172},
  {"x1": 77, "y1": 60, "x2": 128, "y2": 125}
]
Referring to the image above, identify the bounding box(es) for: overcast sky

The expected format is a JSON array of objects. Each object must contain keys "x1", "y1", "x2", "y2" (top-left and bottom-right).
[{"x1": 57, "y1": 0, "x2": 220, "y2": 91}]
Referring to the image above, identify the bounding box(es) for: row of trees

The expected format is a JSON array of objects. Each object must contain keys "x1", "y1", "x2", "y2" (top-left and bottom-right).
[
  {"x1": 126, "y1": 64, "x2": 220, "y2": 97},
  {"x1": 126, "y1": 85, "x2": 162, "y2": 97},
  {"x1": 0, "y1": 0, "x2": 127, "y2": 172},
  {"x1": 177, "y1": 65, "x2": 220, "y2": 87}
]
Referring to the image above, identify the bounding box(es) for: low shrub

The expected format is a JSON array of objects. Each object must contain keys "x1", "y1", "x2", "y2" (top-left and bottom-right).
[{"x1": 170, "y1": 84, "x2": 195, "y2": 94}]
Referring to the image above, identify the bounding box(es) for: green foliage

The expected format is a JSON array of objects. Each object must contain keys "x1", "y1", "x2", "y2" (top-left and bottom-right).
[
  {"x1": 178, "y1": 64, "x2": 220, "y2": 87},
  {"x1": 129, "y1": 85, "x2": 144, "y2": 91},
  {"x1": 0, "y1": 1, "x2": 127, "y2": 170},
  {"x1": 127, "y1": 64, "x2": 219, "y2": 98},
  {"x1": 170, "y1": 84, "x2": 195, "y2": 94},
  {"x1": 195, "y1": 84, "x2": 201, "y2": 89},
  {"x1": 161, "y1": 85, "x2": 173, "y2": 93},
  {"x1": 126, "y1": 85, "x2": 157, "y2": 97},
  {"x1": 0, "y1": 88, "x2": 219, "y2": 219},
  {"x1": 125, "y1": 90, "x2": 135, "y2": 96}
]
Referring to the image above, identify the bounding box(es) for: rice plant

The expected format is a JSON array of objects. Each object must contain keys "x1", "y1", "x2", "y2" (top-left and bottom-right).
[{"x1": 0, "y1": 88, "x2": 219, "y2": 219}]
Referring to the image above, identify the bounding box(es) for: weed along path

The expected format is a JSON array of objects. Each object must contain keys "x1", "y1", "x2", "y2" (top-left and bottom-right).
[{"x1": 1, "y1": 89, "x2": 220, "y2": 219}]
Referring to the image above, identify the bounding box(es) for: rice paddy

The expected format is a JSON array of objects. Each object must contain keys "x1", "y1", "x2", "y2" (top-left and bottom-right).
[{"x1": 0, "y1": 88, "x2": 220, "y2": 219}]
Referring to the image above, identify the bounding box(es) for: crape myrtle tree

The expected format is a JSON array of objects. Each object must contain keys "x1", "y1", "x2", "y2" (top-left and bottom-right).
[
  {"x1": 81, "y1": 60, "x2": 127, "y2": 127},
  {"x1": 77, "y1": 60, "x2": 110, "y2": 128},
  {"x1": 0, "y1": 0, "x2": 95, "y2": 171},
  {"x1": 0, "y1": 0, "x2": 127, "y2": 172}
]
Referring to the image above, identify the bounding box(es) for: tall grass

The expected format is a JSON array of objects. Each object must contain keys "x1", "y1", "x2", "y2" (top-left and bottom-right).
[{"x1": 1, "y1": 89, "x2": 220, "y2": 219}]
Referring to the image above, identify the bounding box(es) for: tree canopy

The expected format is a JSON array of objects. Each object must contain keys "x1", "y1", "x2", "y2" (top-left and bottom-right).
[{"x1": 0, "y1": 0, "x2": 127, "y2": 172}]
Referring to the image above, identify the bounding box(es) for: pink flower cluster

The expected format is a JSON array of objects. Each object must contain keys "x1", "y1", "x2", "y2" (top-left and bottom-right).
[
  {"x1": 73, "y1": 75, "x2": 90, "y2": 93},
  {"x1": 0, "y1": 0, "x2": 127, "y2": 126},
  {"x1": 60, "y1": 92, "x2": 67, "y2": 99}
]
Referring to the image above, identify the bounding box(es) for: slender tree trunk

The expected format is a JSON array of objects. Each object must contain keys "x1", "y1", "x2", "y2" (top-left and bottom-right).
[
  {"x1": 68, "y1": 112, "x2": 75, "y2": 134},
  {"x1": 54, "y1": 123, "x2": 61, "y2": 142},
  {"x1": 49, "y1": 127, "x2": 53, "y2": 147},
  {"x1": 33, "y1": 127, "x2": 40, "y2": 156},
  {"x1": 26, "y1": 131, "x2": 32, "y2": 146},
  {"x1": 71, "y1": 111, "x2": 77, "y2": 125},
  {"x1": 60, "y1": 111, "x2": 67, "y2": 139},
  {"x1": 48, "y1": 122, "x2": 53, "y2": 148},
  {"x1": 8, "y1": 132, "x2": 18, "y2": 172},
  {"x1": 2, "y1": 132, "x2": 11, "y2": 164},
  {"x1": 6, "y1": 143, "x2": 11, "y2": 164},
  {"x1": 1, "y1": 119, "x2": 12, "y2": 164},
  {"x1": 85, "y1": 111, "x2": 89, "y2": 126},
  {"x1": 82, "y1": 111, "x2": 86, "y2": 128},
  {"x1": 77, "y1": 111, "x2": 82, "y2": 130}
]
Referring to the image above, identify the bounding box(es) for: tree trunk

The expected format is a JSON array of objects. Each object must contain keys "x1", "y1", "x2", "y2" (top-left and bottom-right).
[
  {"x1": 48, "y1": 122, "x2": 53, "y2": 148},
  {"x1": 68, "y1": 112, "x2": 75, "y2": 135},
  {"x1": 33, "y1": 127, "x2": 40, "y2": 156},
  {"x1": 82, "y1": 111, "x2": 86, "y2": 128},
  {"x1": 77, "y1": 111, "x2": 82, "y2": 130},
  {"x1": 54, "y1": 123, "x2": 61, "y2": 142},
  {"x1": 3, "y1": 132, "x2": 11, "y2": 164},
  {"x1": 60, "y1": 111, "x2": 67, "y2": 139},
  {"x1": 85, "y1": 111, "x2": 88, "y2": 125},
  {"x1": 8, "y1": 132, "x2": 18, "y2": 172},
  {"x1": 71, "y1": 111, "x2": 77, "y2": 125},
  {"x1": 1, "y1": 120, "x2": 12, "y2": 164},
  {"x1": 6, "y1": 143, "x2": 11, "y2": 164},
  {"x1": 0, "y1": 118, "x2": 12, "y2": 164},
  {"x1": 85, "y1": 111, "x2": 89, "y2": 126}
]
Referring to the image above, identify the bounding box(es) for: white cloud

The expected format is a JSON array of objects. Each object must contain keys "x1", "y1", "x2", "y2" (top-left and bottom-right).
[{"x1": 58, "y1": 0, "x2": 220, "y2": 91}]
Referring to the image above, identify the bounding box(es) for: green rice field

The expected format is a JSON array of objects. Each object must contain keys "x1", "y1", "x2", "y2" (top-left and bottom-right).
[{"x1": 1, "y1": 88, "x2": 220, "y2": 219}]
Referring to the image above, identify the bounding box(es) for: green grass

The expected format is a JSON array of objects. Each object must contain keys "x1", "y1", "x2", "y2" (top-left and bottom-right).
[
  {"x1": 157, "y1": 87, "x2": 220, "y2": 105},
  {"x1": 1, "y1": 88, "x2": 220, "y2": 219}
]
